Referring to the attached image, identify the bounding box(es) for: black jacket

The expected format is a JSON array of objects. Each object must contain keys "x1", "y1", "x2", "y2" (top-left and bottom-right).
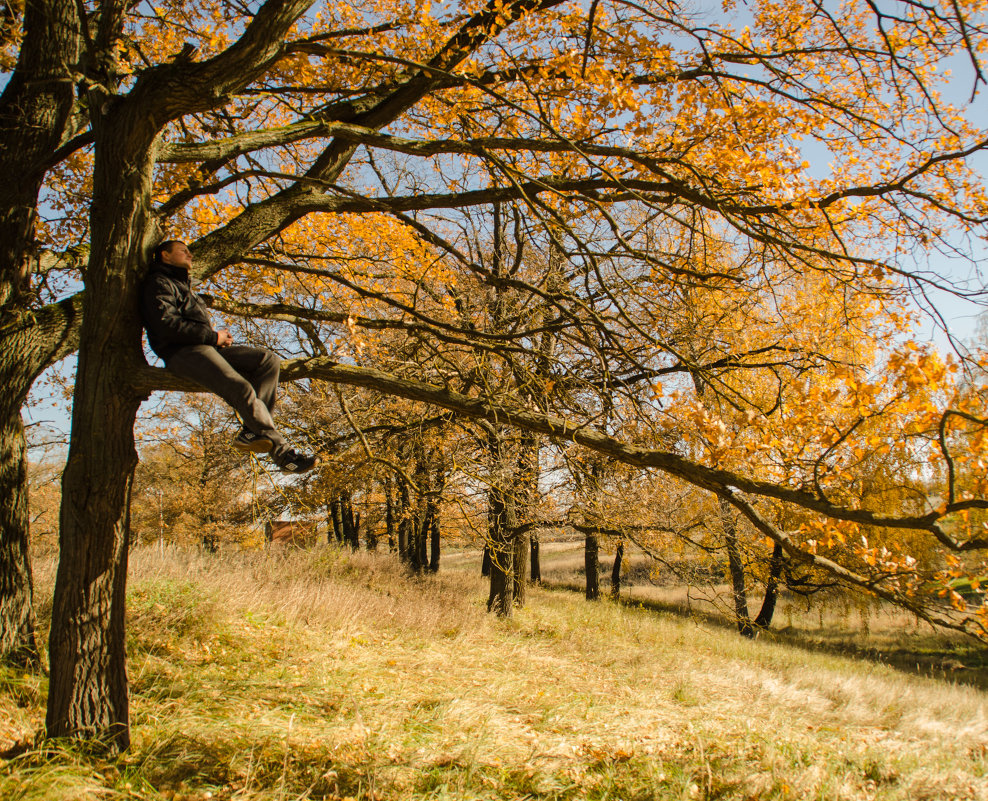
[{"x1": 140, "y1": 261, "x2": 218, "y2": 362}]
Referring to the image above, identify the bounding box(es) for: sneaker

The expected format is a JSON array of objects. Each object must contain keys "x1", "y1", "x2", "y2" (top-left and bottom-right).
[
  {"x1": 274, "y1": 449, "x2": 318, "y2": 474},
  {"x1": 232, "y1": 427, "x2": 274, "y2": 454}
]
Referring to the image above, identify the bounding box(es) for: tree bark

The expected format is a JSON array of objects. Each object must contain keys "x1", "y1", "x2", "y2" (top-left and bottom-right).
[
  {"x1": 721, "y1": 497, "x2": 755, "y2": 638},
  {"x1": 511, "y1": 434, "x2": 536, "y2": 606},
  {"x1": 0, "y1": 297, "x2": 82, "y2": 665},
  {"x1": 486, "y1": 485, "x2": 515, "y2": 616},
  {"x1": 48, "y1": 337, "x2": 143, "y2": 750},
  {"x1": 530, "y1": 535, "x2": 541, "y2": 584},
  {"x1": 397, "y1": 477, "x2": 410, "y2": 561},
  {"x1": 585, "y1": 531, "x2": 600, "y2": 600},
  {"x1": 341, "y1": 493, "x2": 358, "y2": 549},
  {"x1": 408, "y1": 447, "x2": 429, "y2": 572},
  {"x1": 0, "y1": 0, "x2": 81, "y2": 311},
  {"x1": 0, "y1": 0, "x2": 82, "y2": 669},
  {"x1": 330, "y1": 498, "x2": 344, "y2": 543},
  {"x1": 0, "y1": 414, "x2": 39, "y2": 666},
  {"x1": 754, "y1": 542, "x2": 785, "y2": 630},
  {"x1": 45, "y1": 89, "x2": 160, "y2": 750},
  {"x1": 610, "y1": 540, "x2": 623, "y2": 598},
  {"x1": 384, "y1": 476, "x2": 396, "y2": 552},
  {"x1": 411, "y1": 503, "x2": 427, "y2": 572},
  {"x1": 428, "y1": 503, "x2": 440, "y2": 572},
  {"x1": 365, "y1": 507, "x2": 378, "y2": 551},
  {"x1": 512, "y1": 526, "x2": 528, "y2": 607},
  {"x1": 40, "y1": 0, "x2": 328, "y2": 748}
]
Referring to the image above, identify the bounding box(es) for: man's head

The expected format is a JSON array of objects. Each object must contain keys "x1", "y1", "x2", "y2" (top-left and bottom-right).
[{"x1": 154, "y1": 240, "x2": 192, "y2": 269}]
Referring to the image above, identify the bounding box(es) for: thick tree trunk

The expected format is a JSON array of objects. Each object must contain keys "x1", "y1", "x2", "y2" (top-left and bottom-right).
[
  {"x1": 754, "y1": 542, "x2": 786, "y2": 630},
  {"x1": 720, "y1": 497, "x2": 754, "y2": 638},
  {"x1": 585, "y1": 531, "x2": 600, "y2": 600},
  {"x1": 0, "y1": 0, "x2": 82, "y2": 669},
  {"x1": 530, "y1": 535, "x2": 541, "y2": 584},
  {"x1": 46, "y1": 97, "x2": 159, "y2": 750},
  {"x1": 47, "y1": 335, "x2": 143, "y2": 749},
  {"x1": 610, "y1": 540, "x2": 623, "y2": 598},
  {"x1": 0, "y1": 298, "x2": 82, "y2": 666},
  {"x1": 486, "y1": 486, "x2": 514, "y2": 616},
  {"x1": 0, "y1": 414, "x2": 39, "y2": 666}
]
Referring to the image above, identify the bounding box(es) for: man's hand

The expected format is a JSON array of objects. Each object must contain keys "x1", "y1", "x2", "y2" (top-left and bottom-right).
[{"x1": 216, "y1": 330, "x2": 233, "y2": 347}]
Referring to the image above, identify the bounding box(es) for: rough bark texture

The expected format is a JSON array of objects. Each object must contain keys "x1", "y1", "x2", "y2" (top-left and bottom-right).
[
  {"x1": 45, "y1": 77, "x2": 161, "y2": 748},
  {"x1": 0, "y1": 296, "x2": 84, "y2": 665},
  {"x1": 0, "y1": 0, "x2": 82, "y2": 668},
  {"x1": 486, "y1": 485, "x2": 515, "y2": 616},
  {"x1": 0, "y1": 415, "x2": 38, "y2": 666},
  {"x1": 0, "y1": 0, "x2": 81, "y2": 310}
]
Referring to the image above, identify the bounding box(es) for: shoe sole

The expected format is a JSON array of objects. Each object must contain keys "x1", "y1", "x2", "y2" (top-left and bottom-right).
[
  {"x1": 232, "y1": 438, "x2": 274, "y2": 454},
  {"x1": 279, "y1": 457, "x2": 319, "y2": 474}
]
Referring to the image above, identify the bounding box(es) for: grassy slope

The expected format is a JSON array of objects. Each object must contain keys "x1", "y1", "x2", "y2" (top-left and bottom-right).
[
  {"x1": 2, "y1": 547, "x2": 987, "y2": 801},
  {"x1": 520, "y1": 542, "x2": 988, "y2": 688}
]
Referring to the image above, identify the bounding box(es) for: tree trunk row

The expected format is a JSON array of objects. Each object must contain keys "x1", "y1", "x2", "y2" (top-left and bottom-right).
[{"x1": 329, "y1": 493, "x2": 360, "y2": 549}]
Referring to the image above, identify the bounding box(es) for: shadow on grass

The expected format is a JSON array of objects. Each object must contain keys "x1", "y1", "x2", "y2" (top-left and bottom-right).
[{"x1": 540, "y1": 579, "x2": 988, "y2": 692}]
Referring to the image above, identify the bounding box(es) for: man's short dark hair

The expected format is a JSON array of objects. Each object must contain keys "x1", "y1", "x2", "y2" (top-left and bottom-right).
[{"x1": 152, "y1": 239, "x2": 185, "y2": 264}]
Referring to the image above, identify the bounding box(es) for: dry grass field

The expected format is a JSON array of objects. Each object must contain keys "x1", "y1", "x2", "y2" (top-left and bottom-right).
[
  {"x1": 477, "y1": 541, "x2": 988, "y2": 689},
  {"x1": 2, "y1": 545, "x2": 988, "y2": 800}
]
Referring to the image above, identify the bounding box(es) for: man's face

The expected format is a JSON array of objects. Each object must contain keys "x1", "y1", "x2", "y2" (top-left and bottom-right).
[{"x1": 161, "y1": 241, "x2": 193, "y2": 269}]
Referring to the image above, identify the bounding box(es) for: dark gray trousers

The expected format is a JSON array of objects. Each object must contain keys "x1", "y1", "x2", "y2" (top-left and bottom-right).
[{"x1": 166, "y1": 344, "x2": 288, "y2": 458}]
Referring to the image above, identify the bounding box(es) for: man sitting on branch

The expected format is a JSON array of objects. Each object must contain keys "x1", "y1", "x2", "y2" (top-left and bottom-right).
[{"x1": 140, "y1": 239, "x2": 318, "y2": 474}]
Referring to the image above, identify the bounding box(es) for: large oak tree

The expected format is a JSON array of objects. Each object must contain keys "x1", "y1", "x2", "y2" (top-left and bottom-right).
[{"x1": 1, "y1": 0, "x2": 986, "y2": 750}]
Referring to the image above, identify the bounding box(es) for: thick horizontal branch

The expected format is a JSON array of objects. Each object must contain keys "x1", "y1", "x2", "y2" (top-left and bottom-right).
[
  {"x1": 158, "y1": 120, "x2": 356, "y2": 163},
  {"x1": 131, "y1": 357, "x2": 983, "y2": 546}
]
